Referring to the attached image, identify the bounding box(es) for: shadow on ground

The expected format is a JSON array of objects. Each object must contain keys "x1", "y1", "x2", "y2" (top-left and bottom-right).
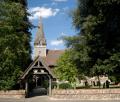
[{"x1": 28, "y1": 86, "x2": 48, "y2": 98}]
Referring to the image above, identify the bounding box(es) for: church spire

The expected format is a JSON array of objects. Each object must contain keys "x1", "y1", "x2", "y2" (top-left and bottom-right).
[
  {"x1": 34, "y1": 17, "x2": 47, "y2": 58},
  {"x1": 34, "y1": 17, "x2": 46, "y2": 46}
]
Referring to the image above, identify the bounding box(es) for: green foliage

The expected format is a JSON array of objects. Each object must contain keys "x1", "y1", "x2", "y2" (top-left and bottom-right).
[
  {"x1": 106, "y1": 80, "x2": 110, "y2": 88},
  {"x1": 0, "y1": 1, "x2": 32, "y2": 90},
  {"x1": 54, "y1": 50, "x2": 78, "y2": 83},
  {"x1": 52, "y1": 82, "x2": 57, "y2": 89},
  {"x1": 85, "y1": 81, "x2": 89, "y2": 87},
  {"x1": 76, "y1": 86, "x2": 90, "y2": 89},
  {"x1": 97, "y1": 81, "x2": 101, "y2": 87},
  {"x1": 64, "y1": 0, "x2": 120, "y2": 82},
  {"x1": 59, "y1": 83, "x2": 73, "y2": 89}
]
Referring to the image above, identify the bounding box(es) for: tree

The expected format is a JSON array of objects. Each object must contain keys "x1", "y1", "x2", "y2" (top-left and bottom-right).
[
  {"x1": 54, "y1": 50, "x2": 78, "y2": 83},
  {"x1": 0, "y1": 0, "x2": 32, "y2": 90},
  {"x1": 64, "y1": 0, "x2": 120, "y2": 82}
]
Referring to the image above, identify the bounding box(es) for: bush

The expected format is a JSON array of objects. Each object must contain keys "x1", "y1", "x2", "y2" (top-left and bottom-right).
[
  {"x1": 106, "y1": 80, "x2": 110, "y2": 88},
  {"x1": 59, "y1": 83, "x2": 73, "y2": 89},
  {"x1": 103, "y1": 83, "x2": 106, "y2": 88},
  {"x1": 85, "y1": 81, "x2": 89, "y2": 87},
  {"x1": 52, "y1": 82, "x2": 57, "y2": 89},
  {"x1": 76, "y1": 86, "x2": 90, "y2": 89},
  {"x1": 97, "y1": 81, "x2": 101, "y2": 87}
]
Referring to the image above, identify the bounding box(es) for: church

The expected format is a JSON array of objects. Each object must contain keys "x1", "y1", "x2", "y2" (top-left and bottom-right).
[{"x1": 19, "y1": 18, "x2": 64, "y2": 96}]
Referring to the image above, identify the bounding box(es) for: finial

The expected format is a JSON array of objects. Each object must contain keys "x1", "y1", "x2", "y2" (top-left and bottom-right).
[{"x1": 39, "y1": 16, "x2": 42, "y2": 24}]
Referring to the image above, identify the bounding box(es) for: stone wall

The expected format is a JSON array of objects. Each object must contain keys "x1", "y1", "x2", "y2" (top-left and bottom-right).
[
  {"x1": 0, "y1": 90, "x2": 25, "y2": 98},
  {"x1": 51, "y1": 89, "x2": 120, "y2": 100}
]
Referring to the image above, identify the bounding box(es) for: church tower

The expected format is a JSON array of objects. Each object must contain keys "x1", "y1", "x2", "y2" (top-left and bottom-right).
[{"x1": 34, "y1": 17, "x2": 46, "y2": 59}]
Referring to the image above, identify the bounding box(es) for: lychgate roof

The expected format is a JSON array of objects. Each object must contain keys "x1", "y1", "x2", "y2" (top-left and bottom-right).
[{"x1": 19, "y1": 56, "x2": 56, "y2": 80}]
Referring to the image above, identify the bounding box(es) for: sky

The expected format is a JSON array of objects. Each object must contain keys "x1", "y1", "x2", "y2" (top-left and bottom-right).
[{"x1": 28, "y1": 0, "x2": 77, "y2": 51}]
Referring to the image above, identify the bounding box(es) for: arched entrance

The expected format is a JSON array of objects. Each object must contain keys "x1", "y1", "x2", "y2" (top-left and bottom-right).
[
  {"x1": 19, "y1": 56, "x2": 56, "y2": 97},
  {"x1": 28, "y1": 73, "x2": 51, "y2": 97}
]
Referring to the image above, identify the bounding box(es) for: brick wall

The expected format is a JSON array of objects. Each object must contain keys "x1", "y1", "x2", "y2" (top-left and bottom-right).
[
  {"x1": 0, "y1": 90, "x2": 25, "y2": 98},
  {"x1": 51, "y1": 89, "x2": 120, "y2": 100}
]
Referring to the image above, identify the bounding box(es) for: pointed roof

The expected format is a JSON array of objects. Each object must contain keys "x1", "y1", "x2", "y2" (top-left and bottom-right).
[
  {"x1": 34, "y1": 17, "x2": 46, "y2": 45},
  {"x1": 19, "y1": 56, "x2": 56, "y2": 80}
]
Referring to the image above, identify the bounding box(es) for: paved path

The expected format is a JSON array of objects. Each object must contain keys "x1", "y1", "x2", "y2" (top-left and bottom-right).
[{"x1": 0, "y1": 96, "x2": 120, "y2": 102}]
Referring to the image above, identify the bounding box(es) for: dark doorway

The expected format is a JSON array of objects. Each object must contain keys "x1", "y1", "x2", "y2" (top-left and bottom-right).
[{"x1": 28, "y1": 74, "x2": 49, "y2": 97}]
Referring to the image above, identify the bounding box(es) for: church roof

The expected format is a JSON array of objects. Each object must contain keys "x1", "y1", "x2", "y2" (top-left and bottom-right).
[
  {"x1": 34, "y1": 18, "x2": 46, "y2": 45},
  {"x1": 45, "y1": 50, "x2": 64, "y2": 66}
]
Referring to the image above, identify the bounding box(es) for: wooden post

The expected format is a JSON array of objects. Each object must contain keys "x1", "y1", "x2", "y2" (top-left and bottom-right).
[
  {"x1": 36, "y1": 76, "x2": 38, "y2": 87},
  {"x1": 48, "y1": 75, "x2": 52, "y2": 96},
  {"x1": 25, "y1": 80, "x2": 28, "y2": 97}
]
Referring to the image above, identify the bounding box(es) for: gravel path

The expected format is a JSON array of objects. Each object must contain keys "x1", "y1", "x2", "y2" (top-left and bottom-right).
[{"x1": 0, "y1": 96, "x2": 120, "y2": 102}]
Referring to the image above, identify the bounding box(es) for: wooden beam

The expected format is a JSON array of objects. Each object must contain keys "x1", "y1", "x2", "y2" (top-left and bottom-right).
[
  {"x1": 48, "y1": 75, "x2": 52, "y2": 96},
  {"x1": 33, "y1": 72, "x2": 48, "y2": 75},
  {"x1": 35, "y1": 76, "x2": 38, "y2": 87},
  {"x1": 32, "y1": 66, "x2": 45, "y2": 69}
]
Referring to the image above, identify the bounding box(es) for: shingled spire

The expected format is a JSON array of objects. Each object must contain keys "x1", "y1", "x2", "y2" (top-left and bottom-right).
[
  {"x1": 34, "y1": 17, "x2": 46, "y2": 45},
  {"x1": 34, "y1": 17, "x2": 47, "y2": 58}
]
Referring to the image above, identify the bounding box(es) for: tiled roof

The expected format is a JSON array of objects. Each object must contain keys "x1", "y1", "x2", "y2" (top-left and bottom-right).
[{"x1": 44, "y1": 50, "x2": 64, "y2": 66}]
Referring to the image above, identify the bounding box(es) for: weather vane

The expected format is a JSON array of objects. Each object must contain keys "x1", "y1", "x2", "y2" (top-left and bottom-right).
[
  {"x1": 39, "y1": 15, "x2": 42, "y2": 24},
  {"x1": 38, "y1": 10, "x2": 42, "y2": 23}
]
